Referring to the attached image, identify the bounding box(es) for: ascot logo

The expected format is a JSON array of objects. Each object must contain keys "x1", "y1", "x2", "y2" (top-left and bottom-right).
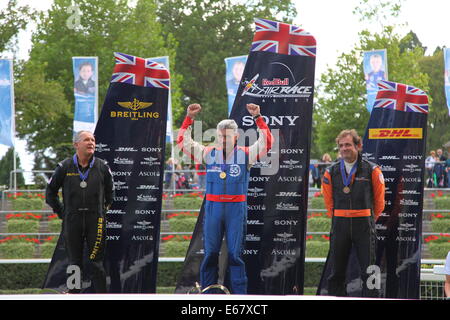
[
  {"x1": 278, "y1": 176, "x2": 302, "y2": 183},
  {"x1": 111, "y1": 98, "x2": 159, "y2": 120}
]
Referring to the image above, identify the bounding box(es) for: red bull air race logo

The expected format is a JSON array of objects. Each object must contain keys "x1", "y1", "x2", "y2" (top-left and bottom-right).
[{"x1": 241, "y1": 62, "x2": 313, "y2": 101}]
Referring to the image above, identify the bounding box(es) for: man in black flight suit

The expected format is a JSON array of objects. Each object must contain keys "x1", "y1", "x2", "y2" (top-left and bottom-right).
[{"x1": 46, "y1": 130, "x2": 114, "y2": 293}]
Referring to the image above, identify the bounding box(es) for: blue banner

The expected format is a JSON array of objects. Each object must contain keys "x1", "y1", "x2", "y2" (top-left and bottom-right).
[
  {"x1": 73, "y1": 57, "x2": 98, "y2": 133},
  {"x1": 0, "y1": 59, "x2": 14, "y2": 147},
  {"x1": 363, "y1": 50, "x2": 388, "y2": 113},
  {"x1": 444, "y1": 48, "x2": 450, "y2": 116},
  {"x1": 225, "y1": 55, "x2": 247, "y2": 116}
]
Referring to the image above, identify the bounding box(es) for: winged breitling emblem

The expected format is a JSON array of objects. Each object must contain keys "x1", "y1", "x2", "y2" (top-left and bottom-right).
[{"x1": 118, "y1": 98, "x2": 153, "y2": 111}]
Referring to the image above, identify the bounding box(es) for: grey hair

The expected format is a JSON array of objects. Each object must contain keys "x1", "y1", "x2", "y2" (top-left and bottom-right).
[
  {"x1": 216, "y1": 119, "x2": 238, "y2": 134},
  {"x1": 73, "y1": 130, "x2": 94, "y2": 143}
]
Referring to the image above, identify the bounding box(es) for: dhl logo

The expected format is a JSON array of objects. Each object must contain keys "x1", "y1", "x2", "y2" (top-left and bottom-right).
[{"x1": 369, "y1": 128, "x2": 423, "y2": 139}]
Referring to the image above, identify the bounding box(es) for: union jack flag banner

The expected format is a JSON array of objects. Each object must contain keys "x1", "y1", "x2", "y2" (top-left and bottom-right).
[
  {"x1": 251, "y1": 18, "x2": 316, "y2": 57},
  {"x1": 373, "y1": 80, "x2": 429, "y2": 114},
  {"x1": 111, "y1": 52, "x2": 170, "y2": 89}
]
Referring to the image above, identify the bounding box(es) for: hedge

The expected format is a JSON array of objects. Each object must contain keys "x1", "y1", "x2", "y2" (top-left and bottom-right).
[
  {"x1": 434, "y1": 196, "x2": 450, "y2": 210},
  {"x1": 173, "y1": 195, "x2": 203, "y2": 210},
  {"x1": 168, "y1": 217, "x2": 197, "y2": 233},
  {"x1": 6, "y1": 220, "x2": 40, "y2": 233},
  {"x1": 427, "y1": 242, "x2": 450, "y2": 259},
  {"x1": 431, "y1": 219, "x2": 450, "y2": 233},
  {"x1": 11, "y1": 198, "x2": 44, "y2": 211},
  {"x1": 310, "y1": 196, "x2": 325, "y2": 209},
  {"x1": 0, "y1": 242, "x2": 36, "y2": 259},
  {"x1": 48, "y1": 219, "x2": 62, "y2": 233},
  {"x1": 163, "y1": 240, "x2": 190, "y2": 257},
  {"x1": 39, "y1": 242, "x2": 57, "y2": 259},
  {"x1": 307, "y1": 217, "x2": 331, "y2": 232},
  {"x1": 305, "y1": 241, "x2": 329, "y2": 258},
  {"x1": 0, "y1": 261, "x2": 327, "y2": 293}
]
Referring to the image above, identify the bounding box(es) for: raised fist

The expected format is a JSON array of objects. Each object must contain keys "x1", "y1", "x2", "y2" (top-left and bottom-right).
[
  {"x1": 187, "y1": 104, "x2": 202, "y2": 118},
  {"x1": 246, "y1": 103, "x2": 261, "y2": 117}
]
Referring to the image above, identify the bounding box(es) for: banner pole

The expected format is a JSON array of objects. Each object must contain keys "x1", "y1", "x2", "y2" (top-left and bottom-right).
[{"x1": 11, "y1": 58, "x2": 17, "y2": 191}]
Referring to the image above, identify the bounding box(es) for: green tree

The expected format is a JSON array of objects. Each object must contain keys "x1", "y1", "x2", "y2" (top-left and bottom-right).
[
  {"x1": 0, "y1": 148, "x2": 25, "y2": 187},
  {"x1": 419, "y1": 50, "x2": 450, "y2": 150},
  {"x1": 14, "y1": 60, "x2": 73, "y2": 169},
  {"x1": 0, "y1": 0, "x2": 35, "y2": 54},
  {"x1": 156, "y1": 0, "x2": 297, "y2": 129},
  {"x1": 16, "y1": 0, "x2": 179, "y2": 168}
]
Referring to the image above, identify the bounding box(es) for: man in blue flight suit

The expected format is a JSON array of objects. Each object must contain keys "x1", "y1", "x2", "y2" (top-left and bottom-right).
[{"x1": 177, "y1": 103, "x2": 273, "y2": 294}]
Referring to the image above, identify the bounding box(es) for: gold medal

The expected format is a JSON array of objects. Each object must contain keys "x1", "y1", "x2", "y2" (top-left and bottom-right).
[
  {"x1": 343, "y1": 186, "x2": 351, "y2": 194},
  {"x1": 219, "y1": 172, "x2": 227, "y2": 179}
]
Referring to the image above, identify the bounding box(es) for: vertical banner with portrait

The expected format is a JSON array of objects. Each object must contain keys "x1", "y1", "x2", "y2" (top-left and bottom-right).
[
  {"x1": 73, "y1": 57, "x2": 98, "y2": 133},
  {"x1": 444, "y1": 48, "x2": 450, "y2": 116},
  {"x1": 0, "y1": 59, "x2": 15, "y2": 147},
  {"x1": 225, "y1": 55, "x2": 247, "y2": 116},
  {"x1": 43, "y1": 53, "x2": 170, "y2": 293},
  {"x1": 175, "y1": 18, "x2": 316, "y2": 295},
  {"x1": 363, "y1": 50, "x2": 388, "y2": 113}
]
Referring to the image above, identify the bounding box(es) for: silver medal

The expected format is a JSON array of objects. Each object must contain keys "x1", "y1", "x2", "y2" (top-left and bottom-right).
[{"x1": 80, "y1": 181, "x2": 87, "y2": 188}]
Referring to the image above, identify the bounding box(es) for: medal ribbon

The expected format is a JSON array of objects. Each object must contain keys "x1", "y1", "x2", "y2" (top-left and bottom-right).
[
  {"x1": 73, "y1": 154, "x2": 95, "y2": 182},
  {"x1": 340, "y1": 159, "x2": 357, "y2": 188}
]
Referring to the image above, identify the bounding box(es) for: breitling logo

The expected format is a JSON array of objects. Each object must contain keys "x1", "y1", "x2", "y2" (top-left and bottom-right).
[
  {"x1": 118, "y1": 98, "x2": 153, "y2": 111},
  {"x1": 111, "y1": 98, "x2": 159, "y2": 120}
]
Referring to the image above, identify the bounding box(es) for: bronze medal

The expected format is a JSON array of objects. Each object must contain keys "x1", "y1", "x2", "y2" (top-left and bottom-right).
[{"x1": 219, "y1": 171, "x2": 227, "y2": 179}]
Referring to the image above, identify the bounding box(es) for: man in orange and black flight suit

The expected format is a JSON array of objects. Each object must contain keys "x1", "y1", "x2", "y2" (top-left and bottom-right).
[{"x1": 322, "y1": 129, "x2": 385, "y2": 297}]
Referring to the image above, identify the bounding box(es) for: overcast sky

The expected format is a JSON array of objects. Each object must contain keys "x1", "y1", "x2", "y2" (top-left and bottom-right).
[{"x1": 2, "y1": 0, "x2": 450, "y2": 177}]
